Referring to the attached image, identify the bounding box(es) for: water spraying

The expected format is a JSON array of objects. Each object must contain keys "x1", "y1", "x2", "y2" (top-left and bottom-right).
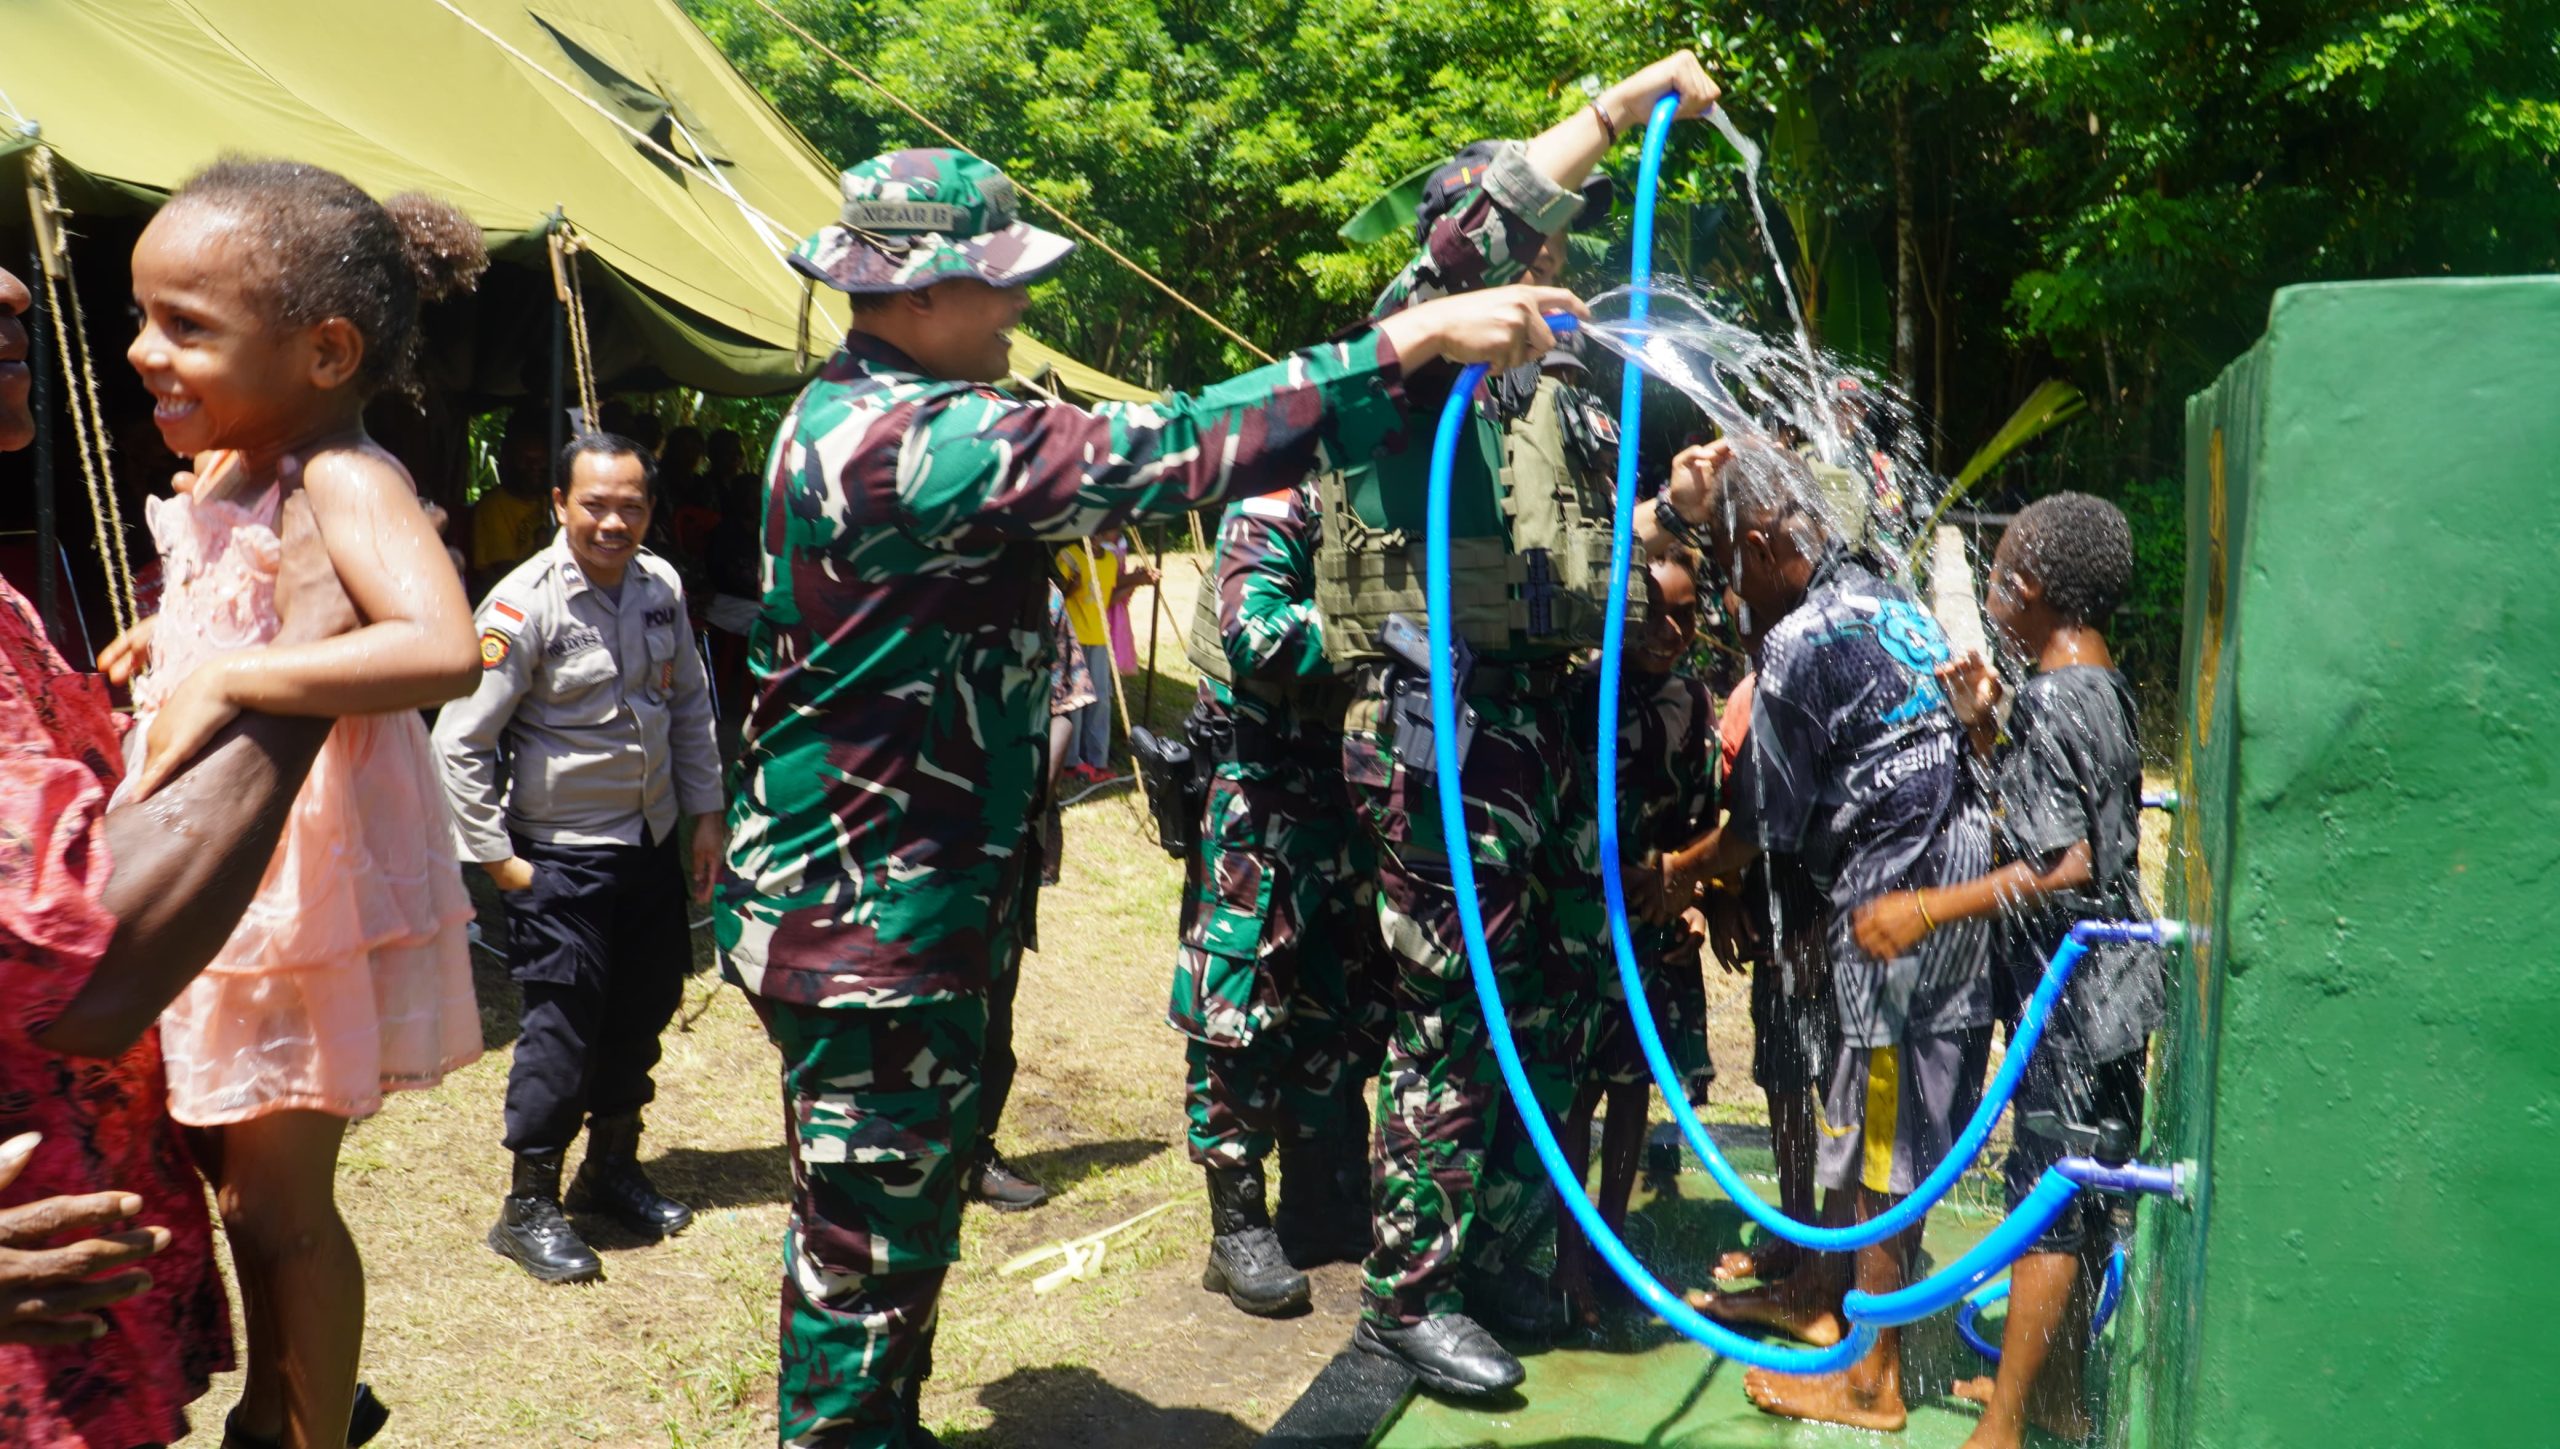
[{"x1": 1700, "y1": 105, "x2": 1830, "y2": 461}]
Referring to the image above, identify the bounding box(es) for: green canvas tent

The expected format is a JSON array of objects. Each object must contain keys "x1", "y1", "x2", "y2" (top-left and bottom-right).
[{"x1": 0, "y1": 0, "x2": 1152, "y2": 403}]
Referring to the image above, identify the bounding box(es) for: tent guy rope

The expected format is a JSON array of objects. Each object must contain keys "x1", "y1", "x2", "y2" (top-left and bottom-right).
[{"x1": 23, "y1": 145, "x2": 139, "y2": 636}]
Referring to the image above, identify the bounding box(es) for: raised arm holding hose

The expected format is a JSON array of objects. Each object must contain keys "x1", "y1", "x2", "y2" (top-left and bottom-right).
[
  {"x1": 715, "y1": 147, "x2": 1572, "y2": 1448},
  {"x1": 1321, "y1": 52, "x2": 1721, "y2": 1398}
]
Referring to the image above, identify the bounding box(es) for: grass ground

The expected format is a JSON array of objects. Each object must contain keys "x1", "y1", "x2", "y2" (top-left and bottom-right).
[{"x1": 179, "y1": 563, "x2": 2174, "y2": 1446}]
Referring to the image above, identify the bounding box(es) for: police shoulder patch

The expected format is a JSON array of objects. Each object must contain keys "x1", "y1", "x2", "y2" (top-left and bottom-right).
[{"x1": 480, "y1": 628, "x2": 513, "y2": 669}]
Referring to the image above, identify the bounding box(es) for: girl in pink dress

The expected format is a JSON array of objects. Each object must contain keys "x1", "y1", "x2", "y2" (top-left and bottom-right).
[{"x1": 101, "y1": 159, "x2": 489, "y2": 1449}]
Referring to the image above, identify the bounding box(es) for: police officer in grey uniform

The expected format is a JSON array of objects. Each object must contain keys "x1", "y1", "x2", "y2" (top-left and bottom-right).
[{"x1": 432, "y1": 432, "x2": 726, "y2": 1284}]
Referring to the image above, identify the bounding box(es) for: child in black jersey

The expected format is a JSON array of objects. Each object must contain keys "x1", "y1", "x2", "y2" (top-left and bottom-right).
[{"x1": 1850, "y1": 491, "x2": 2162, "y2": 1449}]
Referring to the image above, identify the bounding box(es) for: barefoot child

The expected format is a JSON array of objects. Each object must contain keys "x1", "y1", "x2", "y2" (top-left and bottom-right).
[
  {"x1": 1650, "y1": 440, "x2": 1995, "y2": 1432},
  {"x1": 1555, "y1": 551, "x2": 1718, "y2": 1327},
  {"x1": 109, "y1": 159, "x2": 489, "y2": 1449},
  {"x1": 1850, "y1": 492, "x2": 2163, "y2": 1449}
]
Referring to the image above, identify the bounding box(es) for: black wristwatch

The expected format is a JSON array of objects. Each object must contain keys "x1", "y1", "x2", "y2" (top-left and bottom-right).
[{"x1": 1653, "y1": 494, "x2": 1712, "y2": 551}]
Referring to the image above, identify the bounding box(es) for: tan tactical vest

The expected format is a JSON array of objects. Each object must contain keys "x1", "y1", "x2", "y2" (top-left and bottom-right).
[
  {"x1": 1186, "y1": 569, "x2": 1241, "y2": 686},
  {"x1": 1185, "y1": 545, "x2": 1343, "y2": 717},
  {"x1": 1313, "y1": 375, "x2": 1644, "y2": 663}
]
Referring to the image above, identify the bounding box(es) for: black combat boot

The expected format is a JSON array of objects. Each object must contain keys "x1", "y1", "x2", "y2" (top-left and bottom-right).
[
  {"x1": 488, "y1": 1149, "x2": 603, "y2": 1284},
  {"x1": 900, "y1": 1375, "x2": 949, "y2": 1449},
  {"x1": 1274, "y1": 1138, "x2": 1371, "y2": 1269},
  {"x1": 566, "y1": 1113, "x2": 694, "y2": 1239},
  {"x1": 963, "y1": 1146, "x2": 1051, "y2": 1212},
  {"x1": 1200, "y1": 1162, "x2": 1311, "y2": 1317},
  {"x1": 1353, "y1": 1312, "x2": 1525, "y2": 1398}
]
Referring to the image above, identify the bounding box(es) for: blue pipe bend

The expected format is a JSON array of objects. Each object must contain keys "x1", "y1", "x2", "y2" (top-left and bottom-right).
[{"x1": 1956, "y1": 1244, "x2": 2129, "y2": 1363}]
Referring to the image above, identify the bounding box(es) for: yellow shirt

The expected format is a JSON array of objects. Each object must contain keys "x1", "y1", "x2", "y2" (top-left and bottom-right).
[
  {"x1": 1053, "y1": 543, "x2": 1118, "y2": 647},
  {"x1": 473, "y1": 489, "x2": 553, "y2": 574}
]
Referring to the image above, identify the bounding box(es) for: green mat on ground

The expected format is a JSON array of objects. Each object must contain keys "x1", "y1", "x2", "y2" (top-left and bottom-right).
[{"x1": 1375, "y1": 1150, "x2": 2071, "y2": 1449}]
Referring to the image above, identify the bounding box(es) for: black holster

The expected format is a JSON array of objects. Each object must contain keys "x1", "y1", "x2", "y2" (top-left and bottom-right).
[
  {"x1": 1380, "y1": 611, "x2": 1478, "y2": 768},
  {"x1": 1132, "y1": 722, "x2": 1204, "y2": 859}
]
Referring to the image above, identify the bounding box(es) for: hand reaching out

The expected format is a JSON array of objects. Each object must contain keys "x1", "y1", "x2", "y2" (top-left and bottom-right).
[
  {"x1": 1936, "y1": 652, "x2": 2002, "y2": 734},
  {"x1": 0, "y1": 1134, "x2": 167, "y2": 1346},
  {"x1": 1380, "y1": 285, "x2": 1591, "y2": 374},
  {"x1": 127, "y1": 661, "x2": 242, "y2": 803},
  {"x1": 97, "y1": 617, "x2": 155, "y2": 691},
  {"x1": 689, "y1": 814, "x2": 726, "y2": 905},
  {"x1": 1601, "y1": 50, "x2": 1723, "y2": 130}
]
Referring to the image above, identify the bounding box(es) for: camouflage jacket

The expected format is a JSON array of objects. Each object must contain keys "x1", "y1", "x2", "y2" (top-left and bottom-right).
[
  {"x1": 1197, "y1": 481, "x2": 1340, "y2": 774},
  {"x1": 719, "y1": 330, "x2": 1412, "y2": 1009}
]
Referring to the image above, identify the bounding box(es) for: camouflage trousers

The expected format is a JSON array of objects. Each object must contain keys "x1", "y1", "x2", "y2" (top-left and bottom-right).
[
  {"x1": 750, "y1": 992, "x2": 986, "y2": 1449},
  {"x1": 1343, "y1": 669, "x2": 1599, "y2": 1325},
  {"x1": 1170, "y1": 767, "x2": 1388, "y2": 1167}
]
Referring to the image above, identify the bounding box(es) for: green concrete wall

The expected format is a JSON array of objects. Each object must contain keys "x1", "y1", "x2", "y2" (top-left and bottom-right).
[{"x1": 2118, "y1": 278, "x2": 2560, "y2": 1449}]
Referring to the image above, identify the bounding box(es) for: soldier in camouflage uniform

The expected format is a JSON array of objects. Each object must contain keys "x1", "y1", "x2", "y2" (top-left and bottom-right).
[
  {"x1": 717, "y1": 147, "x2": 1575, "y2": 1448},
  {"x1": 1329, "y1": 55, "x2": 1723, "y2": 1399},
  {"x1": 1170, "y1": 479, "x2": 1386, "y2": 1318}
]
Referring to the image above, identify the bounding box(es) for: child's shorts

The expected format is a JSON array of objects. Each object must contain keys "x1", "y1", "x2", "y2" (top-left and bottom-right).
[
  {"x1": 2002, "y1": 1047, "x2": 2148, "y2": 1255},
  {"x1": 1585, "y1": 931, "x2": 1713, "y2": 1093},
  {"x1": 1816, "y1": 1026, "x2": 1994, "y2": 1196}
]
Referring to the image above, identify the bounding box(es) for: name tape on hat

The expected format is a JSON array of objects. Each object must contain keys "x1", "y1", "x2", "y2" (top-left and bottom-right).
[{"x1": 841, "y1": 201, "x2": 976, "y2": 234}]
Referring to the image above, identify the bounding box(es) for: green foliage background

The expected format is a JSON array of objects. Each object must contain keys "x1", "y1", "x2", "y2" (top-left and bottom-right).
[{"x1": 681, "y1": 0, "x2": 2560, "y2": 686}]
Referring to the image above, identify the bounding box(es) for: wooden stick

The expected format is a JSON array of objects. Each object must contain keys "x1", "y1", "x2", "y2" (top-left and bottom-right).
[
  {"x1": 1080, "y1": 537, "x2": 1150, "y2": 820},
  {"x1": 1141, "y1": 541, "x2": 1165, "y2": 723}
]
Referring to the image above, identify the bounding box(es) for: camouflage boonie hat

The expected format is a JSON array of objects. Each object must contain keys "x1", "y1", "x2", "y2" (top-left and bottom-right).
[{"x1": 791, "y1": 148, "x2": 1076, "y2": 294}]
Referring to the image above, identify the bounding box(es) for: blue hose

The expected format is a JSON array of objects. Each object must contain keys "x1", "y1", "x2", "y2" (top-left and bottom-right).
[
  {"x1": 1618, "y1": 921, "x2": 2167, "y2": 1254},
  {"x1": 1428, "y1": 382, "x2": 1871, "y2": 1375},
  {"x1": 1956, "y1": 1277, "x2": 2012, "y2": 1360},
  {"x1": 1844, "y1": 1169, "x2": 2082, "y2": 1327},
  {"x1": 1955, "y1": 1244, "x2": 2131, "y2": 1363}
]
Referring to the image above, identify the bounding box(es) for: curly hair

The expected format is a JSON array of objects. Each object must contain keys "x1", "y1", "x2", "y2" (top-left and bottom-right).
[
  {"x1": 164, "y1": 158, "x2": 488, "y2": 399},
  {"x1": 2005, "y1": 490, "x2": 2133, "y2": 624}
]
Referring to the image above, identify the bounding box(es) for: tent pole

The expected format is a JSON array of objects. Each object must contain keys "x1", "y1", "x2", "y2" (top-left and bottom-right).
[{"x1": 28, "y1": 245, "x2": 59, "y2": 647}]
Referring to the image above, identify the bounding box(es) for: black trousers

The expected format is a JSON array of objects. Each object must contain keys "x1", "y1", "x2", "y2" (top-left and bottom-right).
[
  {"x1": 500, "y1": 831, "x2": 691, "y2": 1154},
  {"x1": 979, "y1": 951, "x2": 1021, "y2": 1158}
]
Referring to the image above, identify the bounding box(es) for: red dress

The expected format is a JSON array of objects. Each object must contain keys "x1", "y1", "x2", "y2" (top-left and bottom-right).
[{"x1": 0, "y1": 579, "x2": 229, "y2": 1448}]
